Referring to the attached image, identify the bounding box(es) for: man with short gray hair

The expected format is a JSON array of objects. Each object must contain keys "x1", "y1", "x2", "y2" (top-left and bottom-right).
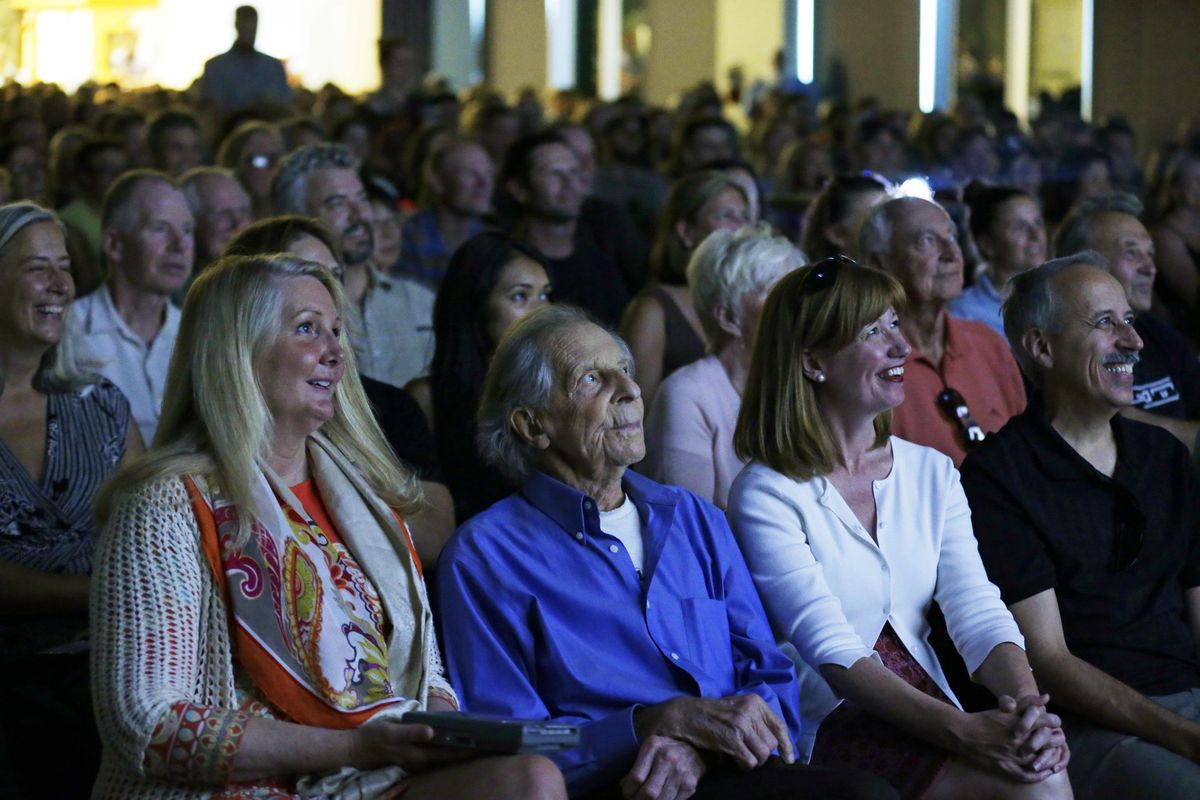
[
  {"x1": 962, "y1": 256, "x2": 1200, "y2": 799},
  {"x1": 180, "y1": 166, "x2": 252, "y2": 271},
  {"x1": 437, "y1": 306, "x2": 894, "y2": 800},
  {"x1": 272, "y1": 143, "x2": 434, "y2": 388},
  {"x1": 1054, "y1": 192, "x2": 1200, "y2": 448}
]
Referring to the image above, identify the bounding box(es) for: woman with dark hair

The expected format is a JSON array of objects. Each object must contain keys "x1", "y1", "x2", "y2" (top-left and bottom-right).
[
  {"x1": 619, "y1": 170, "x2": 750, "y2": 409},
  {"x1": 1041, "y1": 146, "x2": 1112, "y2": 227},
  {"x1": 727, "y1": 259, "x2": 1072, "y2": 800},
  {"x1": 406, "y1": 232, "x2": 552, "y2": 522},
  {"x1": 800, "y1": 174, "x2": 889, "y2": 263},
  {"x1": 949, "y1": 183, "x2": 1047, "y2": 335}
]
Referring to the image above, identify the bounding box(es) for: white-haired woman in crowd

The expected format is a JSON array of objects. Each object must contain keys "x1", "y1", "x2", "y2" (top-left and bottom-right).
[
  {"x1": 0, "y1": 202, "x2": 142, "y2": 797},
  {"x1": 642, "y1": 224, "x2": 804, "y2": 508},
  {"x1": 90, "y1": 253, "x2": 565, "y2": 799}
]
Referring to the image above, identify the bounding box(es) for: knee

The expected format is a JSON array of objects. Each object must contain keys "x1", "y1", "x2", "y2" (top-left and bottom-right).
[
  {"x1": 1001, "y1": 771, "x2": 1073, "y2": 800},
  {"x1": 835, "y1": 770, "x2": 902, "y2": 800},
  {"x1": 504, "y1": 754, "x2": 567, "y2": 800}
]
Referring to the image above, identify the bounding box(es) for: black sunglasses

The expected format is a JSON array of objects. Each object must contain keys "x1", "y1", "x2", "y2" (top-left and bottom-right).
[
  {"x1": 935, "y1": 387, "x2": 986, "y2": 449},
  {"x1": 797, "y1": 254, "x2": 854, "y2": 297}
]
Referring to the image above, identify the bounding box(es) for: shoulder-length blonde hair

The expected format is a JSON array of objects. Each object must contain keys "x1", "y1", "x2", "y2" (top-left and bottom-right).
[
  {"x1": 0, "y1": 201, "x2": 98, "y2": 395},
  {"x1": 734, "y1": 261, "x2": 907, "y2": 480},
  {"x1": 97, "y1": 253, "x2": 421, "y2": 542}
]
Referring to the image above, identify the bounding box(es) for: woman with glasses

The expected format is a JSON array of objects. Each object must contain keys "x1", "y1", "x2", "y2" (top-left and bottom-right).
[{"x1": 726, "y1": 258, "x2": 1073, "y2": 800}]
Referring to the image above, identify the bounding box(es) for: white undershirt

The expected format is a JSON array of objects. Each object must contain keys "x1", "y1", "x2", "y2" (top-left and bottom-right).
[{"x1": 598, "y1": 494, "x2": 645, "y2": 575}]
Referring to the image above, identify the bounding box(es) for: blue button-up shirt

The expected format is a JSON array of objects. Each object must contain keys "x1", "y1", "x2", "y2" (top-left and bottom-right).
[
  {"x1": 948, "y1": 270, "x2": 1005, "y2": 336},
  {"x1": 435, "y1": 469, "x2": 802, "y2": 795}
]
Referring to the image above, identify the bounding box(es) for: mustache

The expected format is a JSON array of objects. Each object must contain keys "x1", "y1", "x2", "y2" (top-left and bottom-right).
[{"x1": 1102, "y1": 352, "x2": 1140, "y2": 366}]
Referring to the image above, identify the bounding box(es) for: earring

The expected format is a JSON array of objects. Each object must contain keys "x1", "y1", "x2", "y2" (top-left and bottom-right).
[{"x1": 815, "y1": 373, "x2": 826, "y2": 383}]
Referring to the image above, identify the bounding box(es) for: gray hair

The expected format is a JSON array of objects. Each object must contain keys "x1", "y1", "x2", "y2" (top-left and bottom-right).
[
  {"x1": 0, "y1": 202, "x2": 98, "y2": 393},
  {"x1": 687, "y1": 223, "x2": 806, "y2": 348},
  {"x1": 1002, "y1": 250, "x2": 1110, "y2": 383},
  {"x1": 180, "y1": 166, "x2": 240, "y2": 216},
  {"x1": 100, "y1": 169, "x2": 179, "y2": 233},
  {"x1": 1053, "y1": 192, "x2": 1144, "y2": 258},
  {"x1": 270, "y1": 143, "x2": 360, "y2": 216},
  {"x1": 476, "y1": 304, "x2": 632, "y2": 481},
  {"x1": 858, "y1": 196, "x2": 943, "y2": 265}
]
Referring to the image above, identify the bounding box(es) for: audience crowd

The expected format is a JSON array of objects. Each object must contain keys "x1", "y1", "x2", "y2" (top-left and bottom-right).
[{"x1": 6, "y1": 7, "x2": 1200, "y2": 798}]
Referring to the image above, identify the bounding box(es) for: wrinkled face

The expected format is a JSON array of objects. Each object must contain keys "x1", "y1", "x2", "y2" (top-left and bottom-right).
[
  {"x1": 817, "y1": 307, "x2": 912, "y2": 418},
  {"x1": 0, "y1": 221, "x2": 74, "y2": 352},
  {"x1": 305, "y1": 168, "x2": 374, "y2": 267},
  {"x1": 288, "y1": 233, "x2": 343, "y2": 281},
  {"x1": 516, "y1": 143, "x2": 583, "y2": 222},
  {"x1": 158, "y1": 125, "x2": 202, "y2": 177},
  {"x1": 680, "y1": 186, "x2": 750, "y2": 248},
  {"x1": 1090, "y1": 212, "x2": 1156, "y2": 313},
  {"x1": 981, "y1": 196, "x2": 1046, "y2": 276},
  {"x1": 255, "y1": 276, "x2": 346, "y2": 445},
  {"x1": 484, "y1": 255, "x2": 552, "y2": 345},
  {"x1": 884, "y1": 199, "x2": 963, "y2": 306},
  {"x1": 109, "y1": 181, "x2": 195, "y2": 295},
  {"x1": 236, "y1": 130, "x2": 283, "y2": 202},
  {"x1": 439, "y1": 144, "x2": 494, "y2": 216},
  {"x1": 370, "y1": 199, "x2": 402, "y2": 269},
  {"x1": 195, "y1": 175, "x2": 252, "y2": 262},
  {"x1": 534, "y1": 322, "x2": 645, "y2": 480},
  {"x1": 1043, "y1": 269, "x2": 1143, "y2": 412}
]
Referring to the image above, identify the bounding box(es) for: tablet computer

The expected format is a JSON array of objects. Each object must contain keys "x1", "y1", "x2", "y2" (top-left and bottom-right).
[{"x1": 401, "y1": 711, "x2": 580, "y2": 753}]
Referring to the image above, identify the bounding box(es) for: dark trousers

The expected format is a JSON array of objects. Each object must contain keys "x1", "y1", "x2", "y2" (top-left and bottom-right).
[{"x1": 580, "y1": 758, "x2": 899, "y2": 800}]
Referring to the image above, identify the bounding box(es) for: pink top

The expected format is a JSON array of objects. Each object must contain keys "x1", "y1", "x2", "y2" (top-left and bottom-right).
[
  {"x1": 642, "y1": 354, "x2": 744, "y2": 509},
  {"x1": 891, "y1": 313, "x2": 1027, "y2": 466}
]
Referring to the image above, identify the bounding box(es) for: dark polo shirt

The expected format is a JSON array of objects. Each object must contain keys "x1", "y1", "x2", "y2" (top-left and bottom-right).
[
  {"x1": 1133, "y1": 314, "x2": 1200, "y2": 420},
  {"x1": 961, "y1": 401, "x2": 1200, "y2": 696}
]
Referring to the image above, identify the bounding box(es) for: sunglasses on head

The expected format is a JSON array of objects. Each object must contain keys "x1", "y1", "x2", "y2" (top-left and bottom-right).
[
  {"x1": 935, "y1": 387, "x2": 986, "y2": 449},
  {"x1": 797, "y1": 254, "x2": 855, "y2": 297}
]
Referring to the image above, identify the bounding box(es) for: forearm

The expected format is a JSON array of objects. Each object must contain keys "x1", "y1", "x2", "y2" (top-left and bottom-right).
[
  {"x1": 1120, "y1": 407, "x2": 1200, "y2": 453},
  {"x1": 0, "y1": 559, "x2": 89, "y2": 616},
  {"x1": 971, "y1": 642, "x2": 1041, "y2": 699},
  {"x1": 1031, "y1": 648, "x2": 1200, "y2": 761},
  {"x1": 230, "y1": 717, "x2": 359, "y2": 783}
]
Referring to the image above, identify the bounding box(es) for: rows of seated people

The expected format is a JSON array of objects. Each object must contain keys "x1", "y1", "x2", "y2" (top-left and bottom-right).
[{"x1": 3, "y1": 28, "x2": 1200, "y2": 800}]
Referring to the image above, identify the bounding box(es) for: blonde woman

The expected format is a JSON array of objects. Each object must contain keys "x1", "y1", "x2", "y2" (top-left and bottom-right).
[{"x1": 91, "y1": 254, "x2": 565, "y2": 799}]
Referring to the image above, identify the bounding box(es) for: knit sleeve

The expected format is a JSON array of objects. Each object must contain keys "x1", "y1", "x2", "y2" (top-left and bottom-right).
[
  {"x1": 90, "y1": 476, "x2": 250, "y2": 786},
  {"x1": 420, "y1": 584, "x2": 459, "y2": 710}
]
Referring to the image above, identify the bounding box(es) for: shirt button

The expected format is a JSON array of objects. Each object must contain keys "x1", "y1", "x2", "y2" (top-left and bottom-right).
[
  {"x1": 879, "y1": 521, "x2": 887, "y2": 529},
  {"x1": 609, "y1": 544, "x2": 620, "y2": 553},
  {"x1": 670, "y1": 652, "x2": 680, "y2": 660},
  {"x1": 575, "y1": 532, "x2": 584, "y2": 541}
]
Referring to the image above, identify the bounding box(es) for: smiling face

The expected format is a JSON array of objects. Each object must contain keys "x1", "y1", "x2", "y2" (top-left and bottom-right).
[
  {"x1": 814, "y1": 306, "x2": 912, "y2": 420},
  {"x1": 883, "y1": 199, "x2": 963, "y2": 307},
  {"x1": 0, "y1": 221, "x2": 74, "y2": 354},
  {"x1": 305, "y1": 168, "x2": 374, "y2": 267},
  {"x1": 531, "y1": 321, "x2": 645, "y2": 487},
  {"x1": 255, "y1": 275, "x2": 347, "y2": 447},
  {"x1": 1042, "y1": 267, "x2": 1143, "y2": 413},
  {"x1": 484, "y1": 255, "x2": 552, "y2": 345},
  {"x1": 1089, "y1": 211, "x2": 1156, "y2": 313},
  {"x1": 108, "y1": 180, "x2": 196, "y2": 296}
]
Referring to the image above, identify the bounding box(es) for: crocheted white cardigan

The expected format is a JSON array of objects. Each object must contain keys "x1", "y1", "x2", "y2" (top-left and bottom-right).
[{"x1": 89, "y1": 475, "x2": 456, "y2": 799}]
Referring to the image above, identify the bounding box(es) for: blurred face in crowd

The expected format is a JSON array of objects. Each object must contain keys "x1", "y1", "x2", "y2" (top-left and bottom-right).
[
  {"x1": 81, "y1": 146, "x2": 129, "y2": 203},
  {"x1": 723, "y1": 167, "x2": 760, "y2": 224},
  {"x1": 857, "y1": 129, "x2": 907, "y2": 178},
  {"x1": 370, "y1": 198, "x2": 402, "y2": 270},
  {"x1": 158, "y1": 125, "x2": 202, "y2": 177},
  {"x1": 0, "y1": 221, "x2": 74, "y2": 354},
  {"x1": 484, "y1": 255, "x2": 551, "y2": 345},
  {"x1": 1170, "y1": 156, "x2": 1200, "y2": 211},
  {"x1": 879, "y1": 199, "x2": 963, "y2": 308},
  {"x1": 193, "y1": 174, "x2": 252, "y2": 262},
  {"x1": 677, "y1": 186, "x2": 750, "y2": 248},
  {"x1": 980, "y1": 196, "x2": 1046, "y2": 279},
  {"x1": 106, "y1": 179, "x2": 195, "y2": 296},
  {"x1": 513, "y1": 142, "x2": 584, "y2": 223},
  {"x1": 305, "y1": 168, "x2": 374, "y2": 267},
  {"x1": 236, "y1": 130, "x2": 284, "y2": 206},
  {"x1": 436, "y1": 143, "x2": 494, "y2": 217},
  {"x1": 289, "y1": 233, "x2": 344, "y2": 281},
  {"x1": 7, "y1": 143, "x2": 47, "y2": 204},
  {"x1": 235, "y1": 9, "x2": 258, "y2": 48},
  {"x1": 1088, "y1": 211, "x2": 1157, "y2": 313},
  {"x1": 556, "y1": 126, "x2": 596, "y2": 194},
  {"x1": 1040, "y1": 267, "x2": 1142, "y2": 414},
  {"x1": 1077, "y1": 158, "x2": 1114, "y2": 201},
  {"x1": 684, "y1": 123, "x2": 737, "y2": 170}
]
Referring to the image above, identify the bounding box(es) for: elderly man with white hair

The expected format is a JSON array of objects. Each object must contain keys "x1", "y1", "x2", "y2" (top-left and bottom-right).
[
  {"x1": 643, "y1": 224, "x2": 804, "y2": 508},
  {"x1": 435, "y1": 305, "x2": 896, "y2": 800},
  {"x1": 962, "y1": 253, "x2": 1200, "y2": 799},
  {"x1": 860, "y1": 196, "x2": 1026, "y2": 466}
]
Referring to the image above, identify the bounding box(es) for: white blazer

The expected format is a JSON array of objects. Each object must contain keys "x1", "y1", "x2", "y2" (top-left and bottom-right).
[{"x1": 726, "y1": 437, "x2": 1023, "y2": 759}]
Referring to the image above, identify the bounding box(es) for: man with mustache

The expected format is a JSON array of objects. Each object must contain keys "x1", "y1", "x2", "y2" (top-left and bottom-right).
[
  {"x1": 272, "y1": 144, "x2": 434, "y2": 388},
  {"x1": 962, "y1": 253, "x2": 1200, "y2": 799},
  {"x1": 435, "y1": 306, "x2": 896, "y2": 800},
  {"x1": 1054, "y1": 192, "x2": 1200, "y2": 452}
]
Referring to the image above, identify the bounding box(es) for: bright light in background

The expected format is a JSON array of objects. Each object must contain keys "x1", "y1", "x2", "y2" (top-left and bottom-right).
[
  {"x1": 468, "y1": 0, "x2": 486, "y2": 84},
  {"x1": 544, "y1": 0, "x2": 577, "y2": 90},
  {"x1": 598, "y1": 0, "x2": 621, "y2": 99},
  {"x1": 795, "y1": 0, "x2": 814, "y2": 84},
  {"x1": 1080, "y1": 0, "x2": 1094, "y2": 120},
  {"x1": 1004, "y1": 0, "x2": 1032, "y2": 123},
  {"x1": 918, "y1": 0, "x2": 937, "y2": 112},
  {"x1": 895, "y1": 177, "x2": 935, "y2": 201},
  {"x1": 32, "y1": 10, "x2": 94, "y2": 91}
]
